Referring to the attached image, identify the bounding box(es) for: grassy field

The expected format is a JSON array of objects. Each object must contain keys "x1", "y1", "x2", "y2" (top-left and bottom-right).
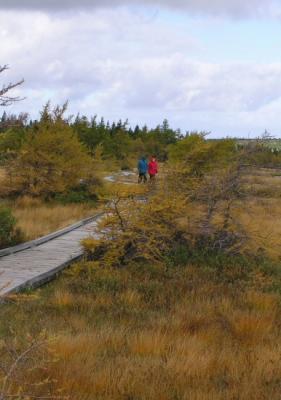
[
  {"x1": 12, "y1": 198, "x2": 99, "y2": 240},
  {"x1": 0, "y1": 167, "x2": 139, "y2": 242},
  {"x1": 0, "y1": 195, "x2": 100, "y2": 241},
  {"x1": 1, "y1": 166, "x2": 281, "y2": 399},
  {"x1": 1, "y1": 254, "x2": 281, "y2": 399},
  {"x1": 237, "y1": 168, "x2": 281, "y2": 258},
  {"x1": 0, "y1": 167, "x2": 6, "y2": 186},
  {"x1": 0, "y1": 167, "x2": 100, "y2": 241}
]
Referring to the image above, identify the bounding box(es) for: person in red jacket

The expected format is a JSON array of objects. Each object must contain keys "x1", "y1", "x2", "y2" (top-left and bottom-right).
[{"x1": 148, "y1": 156, "x2": 158, "y2": 180}]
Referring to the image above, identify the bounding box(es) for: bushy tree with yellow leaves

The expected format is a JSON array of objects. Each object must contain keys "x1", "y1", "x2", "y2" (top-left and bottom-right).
[
  {"x1": 83, "y1": 177, "x2": 189, "y2": 268},
  {"x1": 5, "y1": 104, "x2": 99, "y2": 198},
  {"x1": 83, "y1": 134, "x2": 249, "y2": 271}
]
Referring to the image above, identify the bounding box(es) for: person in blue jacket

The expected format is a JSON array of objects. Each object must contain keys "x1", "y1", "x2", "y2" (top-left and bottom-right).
[{"x1": 138, "y1": 156, "x2": 148, "y2": 183}]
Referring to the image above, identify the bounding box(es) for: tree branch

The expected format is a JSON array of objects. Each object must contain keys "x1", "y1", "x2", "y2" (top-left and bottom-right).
[{"x1": 0, "y1": 65, "x2": 24, "y2": 106}]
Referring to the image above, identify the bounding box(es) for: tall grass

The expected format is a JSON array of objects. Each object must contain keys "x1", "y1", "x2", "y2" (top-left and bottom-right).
[
  {"x1": 236, "y1": 168, "x2": 281, "y2": 258},
  {"x1": 0, "y1": 168, "x2": 6, "y2": 184},
  {"x1": 1, "y1": 166, "x2": 281, "y2": 398},
  {"x1": 1, "y1": 263, "x2": 281, "y2": 400},
  {"x1": 0, "y1": 165, "x2": 99, "y2": 241},
  {"x1": 10, "y1": 196, "x2": 99, "y2": 240}
]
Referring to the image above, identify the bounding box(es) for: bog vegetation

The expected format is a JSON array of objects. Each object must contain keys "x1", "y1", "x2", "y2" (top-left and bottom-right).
[
  {"x1": 0, "y1": 103, "x2": 179, "y2": 244},
  {"x1": 1, "y1": 103, "x2": 281, "y2": 399}
]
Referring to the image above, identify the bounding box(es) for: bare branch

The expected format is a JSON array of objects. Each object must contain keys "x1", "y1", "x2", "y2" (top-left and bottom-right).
[
  {"x1": 0, "y1": 65, "x2": 24, "y2": 106},
  {"x1": 113, "y1": 198, "x2": 126, "y2": 231},
  {"x1": 0, "y1": 340, "x2": 45, "y2": 399}
]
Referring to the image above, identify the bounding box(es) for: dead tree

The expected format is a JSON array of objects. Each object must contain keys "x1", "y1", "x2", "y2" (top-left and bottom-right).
[{"x1": 0, "y1": 65, "x2": 24, "y2": 106}]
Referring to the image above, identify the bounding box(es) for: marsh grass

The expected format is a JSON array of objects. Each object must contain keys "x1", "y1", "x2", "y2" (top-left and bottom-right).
[
  {"x1": 242, "y1": 167, "x2": 281, "y2": 197},
  {"x1": 10, "y1": 197, "x2": 99, "y2": 240},
  {"x1": 0, "y1": 168, "x2": 6, "y2": 185},
  {"x1": 0, "y1": 165, "x2": 100, "y2": 241},
  {"x1": 0, "y1": 167, "x2": 140, "y2": 242},
  {"x1": 1, "y1": 262, "x2": 281, "y2": 400},
  {"x1": 1, "y1": 166, "x2": 281, "y2": 399},
  {"x1": 234, "y1": 168, "x2": 281, "y2": 258}
]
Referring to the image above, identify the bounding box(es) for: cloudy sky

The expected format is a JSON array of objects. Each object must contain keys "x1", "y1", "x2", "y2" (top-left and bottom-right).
[{"x1": 1, "y1": 0, "x2": 281, "y2": 137}]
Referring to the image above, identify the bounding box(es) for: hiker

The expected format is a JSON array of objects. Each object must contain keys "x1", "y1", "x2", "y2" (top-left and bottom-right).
[
  {"x1": 138, "y1": 156, "x2": 148, "y2": 183},
  {"x1": 148, "y1": 156, "x2": 158, "y2": 180}
]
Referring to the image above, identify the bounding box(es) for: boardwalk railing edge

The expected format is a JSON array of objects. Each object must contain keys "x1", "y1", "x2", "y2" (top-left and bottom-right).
[
  {"x1": 0, "y1": 253, "x2": 84, "y2": 300},
  {"x1": 0, "y1": 211, "x2": 105, "y2": 258}
]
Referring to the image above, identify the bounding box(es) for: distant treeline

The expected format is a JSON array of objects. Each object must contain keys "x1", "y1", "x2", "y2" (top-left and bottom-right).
[
  {"x1": 1, "y1": 103, "x2": 281, "y2": 200},
  {"x1": 0, "y1": 103, "x2": 189, "y2": 199},
  {"x1": 0, "y1": 103, "x2": 184, "y2": 166}
]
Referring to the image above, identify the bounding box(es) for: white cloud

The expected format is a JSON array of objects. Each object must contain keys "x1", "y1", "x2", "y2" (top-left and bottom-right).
[{"x1": 1, "y1": 8, "x2": 281, "y2": 136}]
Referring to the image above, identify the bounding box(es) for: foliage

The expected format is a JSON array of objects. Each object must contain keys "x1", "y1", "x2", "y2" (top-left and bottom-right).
[
  {"x1": 0, "y1": 128, "x2": 27, "y2": 162},
  {"x1": 0, "y1": 207, "x2": 23, "y2": 248},
  {"x1": 74, "y1": 116, "x2": 180, "y2": 163},
  {"x1": 54, "y1": 184, "x2": 99, "y2": 205},
  {"x1": 4, "y1": 106, "x2": 98, "y2": 198},
  {"x1": 2, "y1": 132, "x2": 281, "y2": 399},
  {"x1": 83, "y1": 133, "x2": 281, "y2": 275},
  {"x1": 169, "y1": 134, "x2": 236, "y2": 177},
  {"x1": 238, "y1": 138, "x2": 281, "y2": 168}
]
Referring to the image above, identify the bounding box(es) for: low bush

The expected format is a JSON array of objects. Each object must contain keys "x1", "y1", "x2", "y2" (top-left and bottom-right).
[
  {"x1": 0, "y1": 207, "x2": 24, "y2": 248},
  {"x1": 55, "y1": 189, "x2": 98, "y2": 205}
]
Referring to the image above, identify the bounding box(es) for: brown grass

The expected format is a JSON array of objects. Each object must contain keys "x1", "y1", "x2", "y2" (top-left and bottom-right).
[
  {"x1": 242, "y1": 167, "x2": 281, "y2": 197},
  {"x1": 1, "y1": 262, "x2": 281, "y2": 400},
  {"x1": 2, "y1": 166, "x2": 281, "y2": 399},
  {"x1": 46, "y1": 286, "x2": 281, "y2": 399},
  {"x1": 0, "y1": 165, "x2": 100, "y2": 241},
  {"x1": 182, "y1": 167, "x2": 281, "y2": 259},
  {"x1": 233, "y1": 197, "x2": 281, "y2": 258},
  {"x1": 11, "y1": 197, "x2": 99, "y2": 240},
  {"x1": 232, "y1": 168, "x2": 281, "y2": 258},
  {"x1": 0, "y1": 167, "x2": 6, "y2": 185},
  {"x1": 0, "y1": 166, "x2": 141, "y2": 241}
]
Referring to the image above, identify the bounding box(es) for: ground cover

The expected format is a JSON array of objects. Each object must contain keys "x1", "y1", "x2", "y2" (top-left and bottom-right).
[{"x1": 1, "y1": 164, "x2": 281, "y2": 399}]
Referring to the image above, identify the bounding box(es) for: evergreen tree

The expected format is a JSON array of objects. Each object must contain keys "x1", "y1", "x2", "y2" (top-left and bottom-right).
[{"x1": 133, "y1": 125, "x2": 141, "y2": 138}]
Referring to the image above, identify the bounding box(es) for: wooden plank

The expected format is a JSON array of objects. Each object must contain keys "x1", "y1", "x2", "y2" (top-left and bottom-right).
[
  {"x1": 0, "y1": 172, "x2": 137, "y2": 298},
  {"x1": 0, "y1": 213, "x2": 104, "y2": 299},
  {"x1": 0, "y1": 213, "x2": 104, "y2": 258}
]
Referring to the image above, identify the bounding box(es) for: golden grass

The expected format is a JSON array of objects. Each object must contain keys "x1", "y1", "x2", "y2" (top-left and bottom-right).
[
  {"x1": 233, "y1": 196, "x2": 281, "y2": 258},
  {"x1": 0, "y1": 164, "x2": 102, "y2": 241},
  {"x1": 13, "y1": 172, "x2": 143, "y2": 241},
  {"x1": 0, "y1": 167, "x2": 6, "y2": 185},
  {"x1": 182, "y1": 167, "x2": 281, "y2": 259},
  {"x1": 45, "y1": 282, "x2": 281, "y2": 400},
  {"x1": 11, "y1": 197, "x2": 99, "y2": 240},
  {"x1": 242, "y1": 167, "x2": 281, "y2": 197},
  {"x1": 2, "y1": 166, "x2": 281, "y2": 399},
  {"x1": 1, "y1": 261, "x2": 281, "y2": 400}
]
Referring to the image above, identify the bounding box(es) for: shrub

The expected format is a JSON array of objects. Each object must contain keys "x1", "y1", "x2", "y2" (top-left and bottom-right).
[
  {"x1": 4, "y1": 104, "x2": 100, "y2": 199},
  {"x1": 0, "y1": 207, "x2": 23, "y2": 248},
  {"x1": 55, "y1": 187, "x2": 98, "y2": 205}
]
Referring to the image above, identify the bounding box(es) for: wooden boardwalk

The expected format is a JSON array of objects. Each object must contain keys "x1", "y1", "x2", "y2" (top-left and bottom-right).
[
  {"x1": 0, "y1": 171, "x2": 138, "y2": 298},
  {"x1": 0, "y1": 215, "x2": 103, "y2": 298}
]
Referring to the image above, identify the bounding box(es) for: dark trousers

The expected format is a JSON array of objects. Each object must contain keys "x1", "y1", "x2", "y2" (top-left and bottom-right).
[{"x1": 138, "y1": 172, "x2": 147, "y2": 183}]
